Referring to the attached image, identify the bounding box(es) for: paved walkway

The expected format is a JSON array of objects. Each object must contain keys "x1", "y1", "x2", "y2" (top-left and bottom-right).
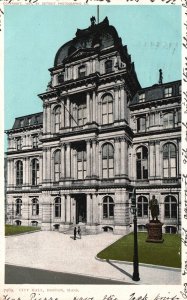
[{"x1": 5, "y1": 231, "x2": 181, "y2": 285}]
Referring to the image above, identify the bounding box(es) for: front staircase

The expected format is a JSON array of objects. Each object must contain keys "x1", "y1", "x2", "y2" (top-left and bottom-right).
[{"x1": 62, "y1": 223, "x2": 88, "y2": 236}]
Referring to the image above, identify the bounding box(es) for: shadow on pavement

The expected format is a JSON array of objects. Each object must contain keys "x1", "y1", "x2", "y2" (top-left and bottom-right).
[{"x1": 106, "y1": 259, "x2": 132, "y2": 279}]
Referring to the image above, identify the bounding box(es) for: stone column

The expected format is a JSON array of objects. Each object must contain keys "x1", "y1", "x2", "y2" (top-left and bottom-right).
[
  {"x1": 39, "y1": 155, "x2": 43, "y2": 184},
  {"x1": 47, "y1": 148, "x2": 51, "y2": 182},
  {"x1": 149, "y1": 142, "x2": 155, "y2": 178},
  {"x1": 61, "y1": 194, "x2": 65, "y2": 223},
  {"x1": 86, "y1": 92, "x2": 90, "y2": 123},
  {"x1": 66, "y1": 97, "x2": 70, "y2": 127},
  {"x1": 115, "y1": 138, "x2": 120, "y2": 176},
  {"x1": 121, "y1": 138, "x2": 128, "y2": 176},
  {"x1": 86, "y1": 140, "x2": 91, "y2": 177},
  {"x1": 73, "y1": 150, "x2": 77, "y2": 180},
  {"x1": 178, "y1": 138, "x2": 181, "y2": 176},
  {"x1": 155, "y1": 141, "x2": 160, "y2": 177},
  {"x1": 92, "y1": 91, "x2": 96, "y2": 123},
  {"x1": 7, "y1": 158, "x2": 11, "y2": 187},
  {"x1": 66, "y1": 195, "x2": 71, "y2": 224},
  {"x1": 61, "y1": 143, "x2": 65, "y2": 178},
  {"x1": 92, "y1": 139, "x2": 96, "y2": 177},
  {"x1": 66, "y1": 143, "x2": 71, "y2": 178},
  {"x1": 98, "y1": 99, "x2": 101, "y2": 124},
  {"x1": 87, "y1": 194, "x2": 92, "y2": 224},
  {"x1": 25, "y1": 158, "x2": 29, "y2": 186},
  {"x1": 11, "y1": 159, "x2": 14, "y2": 187},
  {"x1": 121, "y1": 86, "x2": 127, "y2": 121},
  {"x1": 93, "y1": 60, "x2": 96, "y2": 73},
  {"x1": 43, "y1": 148, "x2": 47, "y2": 182},
  {"x1": 43, "y1": 104, "x2": 47, "y2": 134},
  {"x1": 92, "y1": 194, "x2": 98, "y2": 224},
  {"x1": 99, "y1": 145, "x2": 102, "y2": 178},
  {"x1": 47, "y1": 104, "x2": 51, "y2": 133},
  {"x1": 23, "y1": 158, "x2": 26, "y2": 186},
  {"x1": 61, "y1": 100, "x2": 65, "y2": 128},
  {"x1": 114, "y1": 87, "x2": 119, "y2": 121}
]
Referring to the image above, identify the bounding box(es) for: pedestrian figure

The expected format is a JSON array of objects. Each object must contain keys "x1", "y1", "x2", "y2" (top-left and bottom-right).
[
  {"x1": 78, "y1": 226, "x2": 81, "y2": 239},
  {"x1": 74, "y1": 227, "x2": 77, "y2": 240}
]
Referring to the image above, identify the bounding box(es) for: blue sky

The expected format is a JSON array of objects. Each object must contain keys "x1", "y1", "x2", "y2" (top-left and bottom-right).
[{"x1": 4, "y1": 5, "x2": 181, "y2": 137}]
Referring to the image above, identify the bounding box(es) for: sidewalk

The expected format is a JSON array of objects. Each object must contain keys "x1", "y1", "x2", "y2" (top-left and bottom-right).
[{"x1": 5, "y1": 231, "x2": 181, "y2": 285}]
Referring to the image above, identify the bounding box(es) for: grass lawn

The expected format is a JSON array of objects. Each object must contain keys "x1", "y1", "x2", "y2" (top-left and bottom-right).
[
  {"x1": 97, "y1": 232, "x2": 181, "y2": 268},
  {"x1": 5, "y1": 225, "x2": 40, "y2": 236}
]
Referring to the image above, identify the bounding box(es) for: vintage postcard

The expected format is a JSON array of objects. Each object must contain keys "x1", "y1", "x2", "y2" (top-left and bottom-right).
[{"x1": 0, "y1": 1, "x2": 186, "y2": 300}]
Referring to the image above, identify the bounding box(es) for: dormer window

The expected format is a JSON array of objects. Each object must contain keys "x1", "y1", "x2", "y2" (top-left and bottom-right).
[
  {"x1": 139, "y1": 93, "x2": 145, "y2": 102},
  {"x1": 179, "y1": 85, "x2": 181, "y2": 95},
  {"x1": 164, "y1": 87, "x2": 172, "y2": 98},
  {"x1": 20, "y1": 119, "x2": 24, "y2": 127},
  {"x1": 28, "y1": 118, "x2": 31, "y2": 126},
  {"x1": 105, "y1": 60, "x2": 113, "y2": 73},
  {"x1": 58, "y1": 72, "x2": 64, "y2": 84},
  {"x1": 78, "y1": 66, "x2": 86, "y2": 78}
]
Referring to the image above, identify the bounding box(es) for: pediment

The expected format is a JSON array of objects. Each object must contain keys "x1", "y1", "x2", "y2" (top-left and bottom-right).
[{"x1": 67, "y1": 48, "x2": 95, "y2": 61}]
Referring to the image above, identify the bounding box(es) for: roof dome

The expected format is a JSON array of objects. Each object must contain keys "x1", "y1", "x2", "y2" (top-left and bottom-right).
[{"x1": 54, "y1": 17, "x2": 121, "y2": 67}]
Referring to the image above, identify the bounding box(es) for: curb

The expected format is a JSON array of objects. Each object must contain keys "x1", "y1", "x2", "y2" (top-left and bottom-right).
[
  {"x1": 95, "y1": 256, "x2": 181, "y2": 272},
  {"x1": 5, "y1": 230, "x2": 41, "y2": 238}
]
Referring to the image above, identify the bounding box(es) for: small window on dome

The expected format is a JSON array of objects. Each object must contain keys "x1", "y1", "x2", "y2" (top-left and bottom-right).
[
  {"x1": 139, "y1": 93, "x2": 145, "y2": 102},
  {"x1": 78, "y1": 66, "x2": 86, "y2": 78}
]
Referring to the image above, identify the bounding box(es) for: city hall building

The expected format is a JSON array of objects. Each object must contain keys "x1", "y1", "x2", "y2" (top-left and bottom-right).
[{"x1": 5, "y1": 17, "x2": 181, "y2": 234}]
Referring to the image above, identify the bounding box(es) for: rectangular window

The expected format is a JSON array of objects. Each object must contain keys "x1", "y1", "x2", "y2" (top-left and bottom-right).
[
  {"x1": 149, "y1": 114, "x2": 155, "y2": 126},
  {"x1": 32, "y1": 136, "x2": 38, "y2": 148},
  {"x1": 164, "y1": 87, "x2": 172, "y2": 98},
  {"x1": 165, "y1": 204, "x2": 170, "y2": 218},
  {"x1": 78, "y1": 104, "x2": 87, "y2": 126},
  {"x1": 105, "y1": 60, "x2": 113, "y2": 73},
  {"x1": 16, "y1": 138, "x2": 22, "y2": 150}
]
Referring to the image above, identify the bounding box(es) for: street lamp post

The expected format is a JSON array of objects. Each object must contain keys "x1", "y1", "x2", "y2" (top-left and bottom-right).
[{"x1": 130, "y1": 188, "x2": 140, "y2": 282}]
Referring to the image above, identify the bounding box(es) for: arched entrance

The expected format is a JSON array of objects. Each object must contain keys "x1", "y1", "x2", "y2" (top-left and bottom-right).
[{"x1": 75, "y1": 194, "x2": 86, "y2": 224}]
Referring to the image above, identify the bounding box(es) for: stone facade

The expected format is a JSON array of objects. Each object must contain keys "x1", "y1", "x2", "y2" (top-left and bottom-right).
[{"x1": 5, "y1": 18, "x2": 181, "y2": 234}]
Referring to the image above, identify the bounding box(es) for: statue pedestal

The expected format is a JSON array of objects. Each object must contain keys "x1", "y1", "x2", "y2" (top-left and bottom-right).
[{"x1": 146, "y1": 221, "x2": 164, "y2": 243}]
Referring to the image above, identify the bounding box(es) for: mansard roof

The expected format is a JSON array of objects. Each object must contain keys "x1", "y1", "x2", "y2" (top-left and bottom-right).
[
  {"x1": 131, "y1": 80, "x2": 181, "y2": 106},
  {"x1": 12, "y1": 112, "x2": 43, "y2": 130},
  {"x1": 54, "y1": 17, "x2": 130, "y2": 67}
]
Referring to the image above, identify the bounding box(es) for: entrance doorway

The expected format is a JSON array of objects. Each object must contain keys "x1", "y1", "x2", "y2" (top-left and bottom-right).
[{"x1": 76, "y1": 194, "x2": 86, "y2": 224}]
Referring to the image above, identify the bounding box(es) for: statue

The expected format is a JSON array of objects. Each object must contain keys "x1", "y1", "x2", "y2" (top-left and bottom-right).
[
  {"x1": 146, "y1": 195, "x2": 163, "y2": 243},
  {"x1": 149, "y1": 195, "x2": 159, "y2": 222},
  {"x1": 90, "y1": 16, "x2": 96, "y2": 26}
]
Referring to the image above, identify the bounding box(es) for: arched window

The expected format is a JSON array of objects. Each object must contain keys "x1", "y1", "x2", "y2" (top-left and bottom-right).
[
  {"x1": 102, "y1": 94, "x2": 113, "y2": 125},
  {"x1": 31, "y1": 159, "x2": 39, "y2": 186},
  {"x1": 54, "y1": 197, "x2": 61, "y2": 218},
  {"x1": 15, "y1": 199, "x2": 22, "y2": 216},
  {"x1": 137, "y1": 117, "x2": 146, "y2": 132},
  {"x1": 77, "y1": 148, "x2": 86, "y2": 179},
  {"x1": 105, "y1": 60, "x2": 113, "y2": 73},
  {"x1": 54, "y1": 106, "x2": 61, "y2": 133},
  {"x1": 163, "y1": 143, "x2": 177, "y2": 178},
  {"x1": 137, "y1": 196, "x2": 148, "y2": 217},
  {"x1": 164, "y1": 196, "x2": 177, "y2": 218},
  {"x1": 32, "y1": 198, "x2": 39, "y2": 216},
  {"x1": 103, "y1": 196, "x2": 114, "y2": 219},
  {"x1": 102, "y1": 143, "x2": 114, "y2": 178},
  {"x1": 54, "y1": 150, "x2": 61, "y2": 182},
  {"x1": 163, "y1": 112, "x2": 174, "y2": 128},
  {"x1": 16, "y1": 160, "x2": 23, "y2": 186},
  {"x1": 136, "y1": 147, "x2": 148, "y2": 179}
]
